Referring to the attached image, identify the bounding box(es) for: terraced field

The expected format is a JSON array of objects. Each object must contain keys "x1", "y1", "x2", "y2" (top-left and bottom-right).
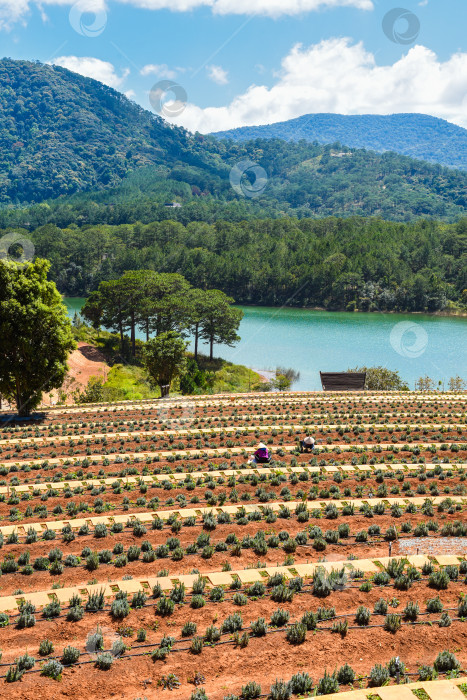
[{"x1": 0, "y1": 391, "x2": 466, "y2": 700}]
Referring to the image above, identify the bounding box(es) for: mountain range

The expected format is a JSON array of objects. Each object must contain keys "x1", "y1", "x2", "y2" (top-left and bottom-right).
[
  {"x1": 212, "y1": 113, "x2": 467, "y2": 172},
  {"x1": 0, "y1": 59, "x2": 466, "y2": 224}
]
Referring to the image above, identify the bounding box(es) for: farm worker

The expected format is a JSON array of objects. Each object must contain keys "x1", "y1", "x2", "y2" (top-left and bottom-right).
[
  {"x1": 300, "y1": 435, "x2": 315, "y2": 452},
  {"x1": 249, "y1": 442, "x2": 270, "y2": 465}
]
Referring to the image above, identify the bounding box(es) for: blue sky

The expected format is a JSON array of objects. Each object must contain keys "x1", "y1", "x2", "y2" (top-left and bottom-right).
[{"x1": 1, "y1": 0, "x2": 466, "y2": 132}]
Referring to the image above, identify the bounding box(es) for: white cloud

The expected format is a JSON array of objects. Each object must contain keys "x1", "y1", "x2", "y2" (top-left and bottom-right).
[
  {"x1": 207, "y1": 64, "x2": 228, "y2": 85},
  {"x1": 0, "y1": 0, "x2": 107, "y2": 29},
  {"x1": 124, "y1": 88, "x2": 136, "y2": 98},
  {"x1": 0, "y1": 0, "x2": 372, "y2": 29},
  {"x1": 169, "y1": 39, "x2": 467, "y2": 133},
  {"x1": 140, "y1": 63, "x2": 178, "y2": 79},
  {"x1": 117, "y1": 0, "x2": 373, "y2": 15},
  {"x1": 50, "y1": 56, "x2": 130, "y2": 88},
  {"x1": 0, "y1": 0, "x2": 30, "y2": 29}
]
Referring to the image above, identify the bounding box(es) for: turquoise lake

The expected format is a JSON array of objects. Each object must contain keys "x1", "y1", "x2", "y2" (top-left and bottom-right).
[{"x1": 65, "y1": 298, "x2": 466, "y2": 391}]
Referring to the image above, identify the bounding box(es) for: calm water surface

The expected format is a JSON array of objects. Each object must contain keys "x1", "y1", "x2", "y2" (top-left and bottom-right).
[{"x1": 65, "y1": 299, "x2": 466, "y2": 391}]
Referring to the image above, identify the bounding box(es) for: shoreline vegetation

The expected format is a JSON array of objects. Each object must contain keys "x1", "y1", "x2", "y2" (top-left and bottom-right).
[
  {"x1": 61, "y1": 321, "x2": 265, "y2": 404},
  {"x1": 235, "y1": 303, "x2": 467, "y2": 318},
  {"x1": 19, "y1": 216, "x2": 466, "y2": 315}
]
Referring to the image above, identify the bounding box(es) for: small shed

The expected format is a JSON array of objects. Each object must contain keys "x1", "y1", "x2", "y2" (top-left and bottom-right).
[{"x1": 320, "y1": 372, "x2": 366, "y2": 391}]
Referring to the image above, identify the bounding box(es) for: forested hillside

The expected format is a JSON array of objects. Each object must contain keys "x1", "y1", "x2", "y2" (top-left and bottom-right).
[
  {"x1": 213, "y1": 113, "x2": 467, "y2": 171},
  {"x1": 0, "y1": 60, "x2": 467, "y2": 223},
  {"x1": 0, "y1": 59, "x2": 224, "y2": 204},
  {"x1": 12, "y1": 216, "x2": 467, "y2": 312}
]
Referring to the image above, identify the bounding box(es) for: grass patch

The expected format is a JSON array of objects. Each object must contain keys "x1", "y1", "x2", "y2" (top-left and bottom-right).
[
  {"x1": 103, "y1": 364, "x2": 158, "y2": 401},
  {"x1": 412, "y1": 690, "x2": 431, "y2": 700}
]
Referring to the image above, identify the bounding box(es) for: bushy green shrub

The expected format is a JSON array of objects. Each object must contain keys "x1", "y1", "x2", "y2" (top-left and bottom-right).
[
  {"x1": 221, "y1": 613, "x2": 243, "y2": 633},
  {"x1": 41, "y1": 659, "x2": 63, "y2": 680},
  {"x1": 336, "y1": 663, "x2": 355, "y2": 685},
  {"x1": 316, "y1": 671, "x2": 339, "y2": 694},
  {"x1": 182, "y1": 621, "x2": 197, "y2": 637},
  {"x1": 429, "y1": 570, "x2": 450, "y2": 590},
  {"x1": 190, "y1": 636, "x2": 204, "y2": 654},
  {"x1": 426, "y1": 596, "x2": 443, "y2": 613},
  {"x1": 434, "y1": 650, "x2": 460, "y2": 672},
  {"x1": 38, "y1": 639, "x2": 54, "y2": 656},
  {"x1": 250, "y1": 617, "x2": 267, "y2": 636},
  {"x1": 62, "y1": 646, "x2": 80, "y2": 664},
  {"x1": 157, "y1": 596, "x2": 175, "y2": 616},
  {"x1": 95, "y1": 652, "x2": 113, "y2": 670},
  {"x1": 269, "y1": 680, "x2": 291, "y2": 700},
  {"x1": 384, "y1": 613, "x2": 401, "y2": 632},
  {"x1": 288, "y1": 672, "x2": 312, "y2": 694},
  {"x1": 241, "y1": 681, "x2": 261, "y2": 699},
  {"x1": 355, "y1": 606, "x2": 371, "y2": 625},
  {"x1": 285, "y1": 622, "x2": 306, "y2": 645},
  {"x1": 369, "y1": 664, "x2": 389, "y2": 687},
  {"x1": 270, "y1": 609, "x2": 289, "y2": 627}
]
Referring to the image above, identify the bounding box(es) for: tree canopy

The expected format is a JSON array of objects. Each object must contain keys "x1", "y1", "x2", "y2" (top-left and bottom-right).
[
  {"x1": 0, "y1": 258, "x2": 76, "y2": 415},
  {"x1": 27, "y1": 216, "x2": 467, "y2": 313},
  {"x1": 0, "y1": 60, "x2": 466, "y2": 223},
  {"x1": 81, "y1": 271, "x2": 243, "y2": 359},
  {"x1": 142, "y1": 331, "x2": 187, "y2": 395},
  {"x1": 347, "y1": 366, "x2": 409, "y2": 391}
]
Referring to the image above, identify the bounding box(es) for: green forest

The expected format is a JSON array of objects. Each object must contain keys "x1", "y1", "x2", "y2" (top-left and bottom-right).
[
  {"x1": 1, "y1": 60, "x2": 467, "y2": 223},
  {"x1": 1, "y1": 59, "x2": 466, "y2": 315},
  {"x1": 9, "y1": 215, "x2": 466, "y2": 312},
  {"x1": 213, "y1": 113, "x2": 467, "y2": 172}
]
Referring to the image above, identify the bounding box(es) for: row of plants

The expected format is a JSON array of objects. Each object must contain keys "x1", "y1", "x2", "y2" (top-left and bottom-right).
[
  {"x1": 2, "y1": 430, "x2": 465, "y2": 459},
  {"x1": 1, "y1": 590, "x2": 463, "y2": 695},
  {"x1": 1, "y1": 559, "x2": 466, "y2": 628},
  {"x1": 5, "y1": 400, "x2": 465, "y2": 430},
  {"x1": 1, "y1": 493, "x2": 465, "y2": 552},
  {"x1": 3, "y1": 412, "x2": 465, "y2": 440},
  {"x1": 0, "y1": 446, "x2": 463, "y2": 489},
  {"x1": 2, "y1": 517, "x2": 467, "y2": 578},
  {"x1": 0, "y1": 443, "x2": 463, "y2": 475},
  {"x1": 1, "y1": 492, "x2": 465, "y2": 550},
  {"x1": 3, "y1": 423, "x2": 464, "y2": 446},
  {"x1": 2, "y1": 466, "x2": 466, "y2": 522},
  {"x1": 2, "y1": 503, "x2": 467, "y2": 559},
  {"x1": 0, "y1": 453, "x2": 460, "y2": 485},
  {"x1": 155, "y1": 649, "x2": 463, "y2": 698}
]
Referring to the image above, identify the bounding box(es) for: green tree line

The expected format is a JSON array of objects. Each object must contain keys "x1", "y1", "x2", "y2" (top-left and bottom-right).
[
  {"x1": 82, "y1": 271, "x2": 243, "y2": 360},
  {"x1": 13, "y1": 215, "x2": 467, "y2": 312}
]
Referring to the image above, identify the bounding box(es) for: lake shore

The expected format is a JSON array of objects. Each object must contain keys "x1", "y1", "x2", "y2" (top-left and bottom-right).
[
  {"x1": 238, "y1": 303, "x2": 467, "y2": 318},
  {"x1": 64, "y1": 299, "x2": 467, "y2": 391}
]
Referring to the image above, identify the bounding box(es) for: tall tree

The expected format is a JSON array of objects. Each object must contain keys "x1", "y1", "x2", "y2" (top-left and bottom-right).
[
  {"x1": 142, "y1": 331, "x2": 187, "y2": 396},
  {"x1": 184, "y1": 288, "x2": 208, "y2": 361},
  {"x1": 0, "y1": 258, "x2": 75, "y2": 416},
  {"x1": 198, "y1": 290, "x2": 243, "y2": 361},
  {"x1": 119, "y1": 270, "x2": 146, "y2": 357},
  {"x1": 138, "y1": 272, "x2": 191, "y2": 338},
  {"x1": 82, "y1": 279, "x2": 131, "y2": 356}
]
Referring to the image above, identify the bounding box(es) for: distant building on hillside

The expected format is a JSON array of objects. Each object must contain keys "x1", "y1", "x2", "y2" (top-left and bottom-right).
[{"x1": 164, "y1": 201, "x2": 182, "y2": 208}]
